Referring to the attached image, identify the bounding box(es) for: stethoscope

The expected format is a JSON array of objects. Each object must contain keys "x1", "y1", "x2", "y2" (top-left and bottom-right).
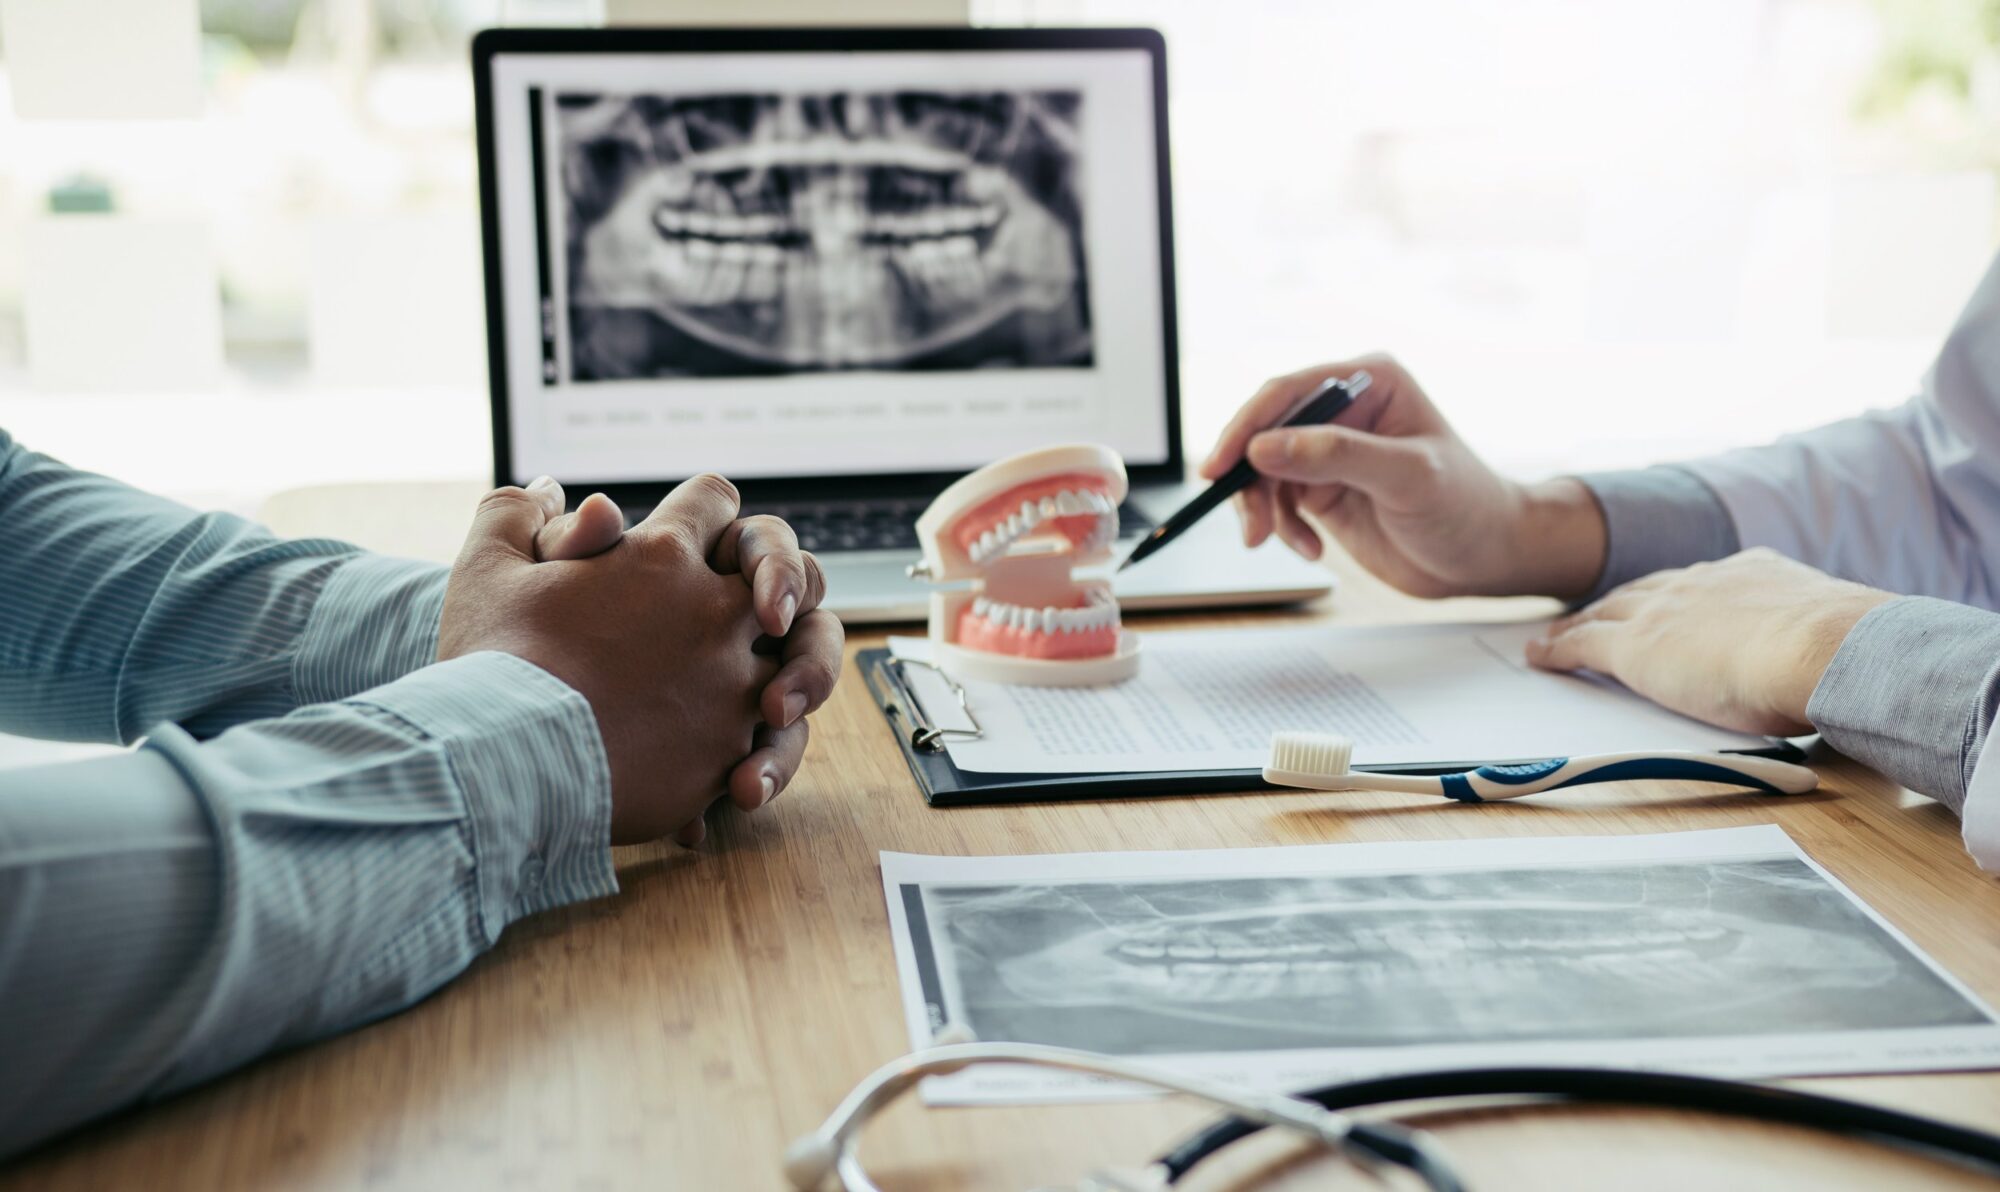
[{"x1": 787, "y1": 1040, "x2": 2000, "y2": 1191}]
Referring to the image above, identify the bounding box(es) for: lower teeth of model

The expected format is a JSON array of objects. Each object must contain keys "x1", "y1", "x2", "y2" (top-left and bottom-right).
[{"x1": 974, "y1": 594, "x2": 1115, "y2": 635}]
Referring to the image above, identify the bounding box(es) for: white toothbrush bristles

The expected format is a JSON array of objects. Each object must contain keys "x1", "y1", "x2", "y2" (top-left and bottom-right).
[{"x1": 1264, "y1": 731, "x2": 1358, "y2": 790}]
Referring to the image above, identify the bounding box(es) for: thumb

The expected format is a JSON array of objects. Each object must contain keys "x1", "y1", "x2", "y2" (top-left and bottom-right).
[
  {"x1": 537, "y1": 491, "x2": 625, "y2": 561},
  {"x1": 459, "y1": 476, "x2": 563, "y2": 568},
  {"x1": 1246, "y1": 424, "x2": 1436, "y2": 498}
]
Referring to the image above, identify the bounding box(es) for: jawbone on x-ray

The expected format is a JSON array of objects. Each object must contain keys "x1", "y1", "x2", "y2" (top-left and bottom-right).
[
  {"x1": 558, "y1": 90, "x2": 1092, "y2": 377},
  {"x1": 919, "y1": 860, "x2": 1987, "y2": 1056}
]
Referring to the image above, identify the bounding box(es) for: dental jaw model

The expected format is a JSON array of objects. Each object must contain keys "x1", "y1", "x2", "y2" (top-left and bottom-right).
[{"x1": 913, "y1": 444, "x2": 1140, "y2": 686}]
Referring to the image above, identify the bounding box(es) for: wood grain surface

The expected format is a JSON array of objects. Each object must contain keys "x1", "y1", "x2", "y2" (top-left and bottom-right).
[{"x1": 7, "y1": 483, "x2": 2000, "y2": 1191}]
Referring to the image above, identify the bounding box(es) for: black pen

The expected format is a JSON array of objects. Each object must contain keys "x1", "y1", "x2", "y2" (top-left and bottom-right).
[{"x1": 1118, "y1": 370, "x2": 1372, "y2": 573}]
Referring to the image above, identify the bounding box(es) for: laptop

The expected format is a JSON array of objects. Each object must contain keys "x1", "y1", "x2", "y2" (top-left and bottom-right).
[{"x1": 472, "y1": 26, "x2": 1333, "y2": 622}]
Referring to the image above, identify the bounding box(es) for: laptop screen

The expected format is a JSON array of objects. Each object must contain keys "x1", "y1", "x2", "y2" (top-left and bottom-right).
[{"x1": 480, "y1": 34, "x2": 1174, "y2": 488}]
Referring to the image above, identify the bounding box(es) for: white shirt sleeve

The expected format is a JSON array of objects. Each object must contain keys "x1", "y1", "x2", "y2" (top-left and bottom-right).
[
  {"x1": 1580, "y1": 251, "x2": 2000, "y2": 869},
  {"x1": 1680, "y1": 253, "x2": 2000, "y2": 609}
]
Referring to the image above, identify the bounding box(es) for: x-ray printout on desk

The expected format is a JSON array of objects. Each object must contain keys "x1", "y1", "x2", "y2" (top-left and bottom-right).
[
  {"x1": 880, "y1": 826, "x2": 2000, "y2": 1106},
  {"x1": 886, "y1": 621, "x2": 1773, "y2": 774}
]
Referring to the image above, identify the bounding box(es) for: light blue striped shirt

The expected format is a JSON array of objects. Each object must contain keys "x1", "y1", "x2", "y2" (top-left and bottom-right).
[{"x1": 0, "y1": 430, "x2": 618, "y2": 1157}]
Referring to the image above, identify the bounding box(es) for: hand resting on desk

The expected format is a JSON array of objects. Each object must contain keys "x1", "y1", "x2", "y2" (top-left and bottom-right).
[{"x1": 1528, "y1": 549, "x2": 1893, "y2": 736}]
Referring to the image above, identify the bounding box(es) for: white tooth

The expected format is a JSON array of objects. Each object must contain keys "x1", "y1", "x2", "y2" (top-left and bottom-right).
[
  {"x1": 685, "y1": 237, "x2": 716, "y2": 262},
  {"x1": 974, "y1": 596, "x2": 990, "y2": 616},
  {"x1": 654, "y1": 207, "x2": 687, "y2": 233},
  {"x1": 684, "y1": 211, "x2": 715, "y2": 236},
  {"x1": 1040, "y1": 607, "x2": 1058, "y2": 633},
  {"x1": 703, "y1": 240, "x2": 751, "y2": 304},
  {"x1": 744, "y1": 243, "x2": 782, "y2": 302},
  {"x1": 1006, "y1": 514, "x2": 1022, "y2": 537},
  {"x1": 1039, "y1": 496, "x2": 1057, "y2": 518},
  {"x1": 904, "y1": 238, "x2": 951, "y2": 299},
  {"x1": 941, "y1": 235, "x2": 980, "y2": 303},
  {"x1": 892, "y1": 242, "x2": 935, "y2": 304},
  {"x1": 1055, "y1": 492, "x2": 1079, "y2": 516},
  {"x1": 1019, "y1": 500, "x2": 1038, "y2": 525}
]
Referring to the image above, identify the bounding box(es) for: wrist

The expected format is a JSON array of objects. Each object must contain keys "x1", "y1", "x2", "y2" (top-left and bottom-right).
[
  {"x1": 1501, "y1": 478, "x2": 1608, "y2": 601},
  {"x1": 1781, "y1": 586, "x2": 1896, "y2": 725}
]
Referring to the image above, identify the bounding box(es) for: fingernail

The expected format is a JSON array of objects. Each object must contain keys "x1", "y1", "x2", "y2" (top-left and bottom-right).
[
  {"x1": 759, "y1": 773, "x2": 776, "y2": 805},
  {"x1": 778, "y1": 591, "x2": 798, "y2": 632},
  {"x1": 782, "y1": 690, "x2": 808, "y2": 727}
]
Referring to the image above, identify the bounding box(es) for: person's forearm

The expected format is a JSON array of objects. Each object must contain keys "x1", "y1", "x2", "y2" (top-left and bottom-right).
[
  {"x1": 0, "y1": 653, "x2": 616, "y2": 1159},
  {"x1": 0, "y1": 429, "x2": 447, "y2": 741}
]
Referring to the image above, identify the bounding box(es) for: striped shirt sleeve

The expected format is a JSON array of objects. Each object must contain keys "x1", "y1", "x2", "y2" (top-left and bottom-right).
[
  {"x1": 0, "y1": 428, "x2": 449, "y2": 741},
  {"x1": 0, "y1": 432, "x2": 620, "y2": 1156},
  {"x1": 0, "y1": 652, "x2": 618, "y2": 1159}
]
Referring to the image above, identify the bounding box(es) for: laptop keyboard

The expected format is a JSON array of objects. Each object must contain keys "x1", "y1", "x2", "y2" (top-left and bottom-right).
[{"x1": 626, "y1": 497, "x2": 1156, "y2": 554}]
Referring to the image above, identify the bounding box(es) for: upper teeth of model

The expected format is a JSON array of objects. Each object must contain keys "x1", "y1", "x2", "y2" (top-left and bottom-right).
[
  {"x1": 972, "y1": 588, "x2": 1118, "y2": 635},
  {"x1": 967, "y1": 488, "x2": 1117, "y2": 565}
]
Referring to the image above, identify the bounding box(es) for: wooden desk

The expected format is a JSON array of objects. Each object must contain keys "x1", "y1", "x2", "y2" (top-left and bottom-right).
[{"x1": 8, "y1": 486, "x2": 2000, "y2": 1191}]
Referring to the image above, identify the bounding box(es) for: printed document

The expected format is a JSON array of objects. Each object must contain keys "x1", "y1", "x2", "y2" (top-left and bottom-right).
[
  {"x1": 881, "y1": 826, "x2": 2000, "y2": 1105},
  {"x1": 888, "y1": 620, "x2": 1773, "y2": 774}
]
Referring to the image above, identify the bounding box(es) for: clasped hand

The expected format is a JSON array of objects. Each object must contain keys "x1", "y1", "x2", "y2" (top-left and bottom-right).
[{"x1": 437, "y1": 473, "x2": 843, "y2": 846}]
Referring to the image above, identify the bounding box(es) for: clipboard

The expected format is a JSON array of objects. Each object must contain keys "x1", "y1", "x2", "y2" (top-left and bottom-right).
[{"x1": 856, "y1": 647, "x2": 1807, "y2": 808}]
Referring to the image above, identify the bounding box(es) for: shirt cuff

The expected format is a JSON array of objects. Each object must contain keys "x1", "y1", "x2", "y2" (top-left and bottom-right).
[
  {"x1": 1805, "y1": 596, "x2": 2000, "y2": 817},
  {"x1": 293, "y1": 554, "x2": 448, "y2": 705},
  {"x1": 1574, "y1": 466, "x2": 1741, "y2": 602},
  {"x1": 347, "y1": 652, "x2": 618, "y2": 935}
]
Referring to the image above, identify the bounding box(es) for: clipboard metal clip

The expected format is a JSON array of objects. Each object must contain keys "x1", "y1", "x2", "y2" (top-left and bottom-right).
[{"x1": 884, "y1": 657, "x2": 985, "y2": 752}]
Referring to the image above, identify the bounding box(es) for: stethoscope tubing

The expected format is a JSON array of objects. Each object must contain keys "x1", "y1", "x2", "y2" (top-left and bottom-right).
[{"x1": 1156, "y1": 1065, "x2": 2000, "y2": 1185}]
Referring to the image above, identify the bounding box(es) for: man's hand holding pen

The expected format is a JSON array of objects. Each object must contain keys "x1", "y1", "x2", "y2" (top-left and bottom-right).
[{"x1": 1207, "y1": 352, "x2": 1893, "y2": 738}]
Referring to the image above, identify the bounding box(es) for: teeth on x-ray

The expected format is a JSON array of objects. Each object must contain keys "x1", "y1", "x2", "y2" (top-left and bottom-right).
[
  {"x1": 916, "y1": 860, "x2": 1989, "y2": 1057},
  {"x1": 557, "y1": 89, "x2": 1093, "y2": 379}
]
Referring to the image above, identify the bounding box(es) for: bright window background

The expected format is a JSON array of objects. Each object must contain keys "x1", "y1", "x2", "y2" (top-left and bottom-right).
[{"x1": 0, "y1": 0, "x2": 1994, "y2": 507}]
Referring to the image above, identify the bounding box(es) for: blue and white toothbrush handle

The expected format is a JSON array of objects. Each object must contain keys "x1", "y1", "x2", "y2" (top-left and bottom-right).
[{"x1": 1424, "y1": 751, "x2": 1816, "y2": 802}]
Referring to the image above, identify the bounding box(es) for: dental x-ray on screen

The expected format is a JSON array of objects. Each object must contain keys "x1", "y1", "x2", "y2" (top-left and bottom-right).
[{"x1": 556, "y1": 89, "x2": 1092, "y2": 379}]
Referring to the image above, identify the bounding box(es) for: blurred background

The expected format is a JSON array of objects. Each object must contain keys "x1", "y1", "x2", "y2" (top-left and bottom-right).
[{"x1": 0, "y1": 0, "x2": 1994, "y2": 510}]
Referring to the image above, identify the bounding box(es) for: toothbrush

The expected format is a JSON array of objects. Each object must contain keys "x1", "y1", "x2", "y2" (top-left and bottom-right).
[{"x1": 1263, "y1": 732, "x2": 1818, "y2": 802}]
